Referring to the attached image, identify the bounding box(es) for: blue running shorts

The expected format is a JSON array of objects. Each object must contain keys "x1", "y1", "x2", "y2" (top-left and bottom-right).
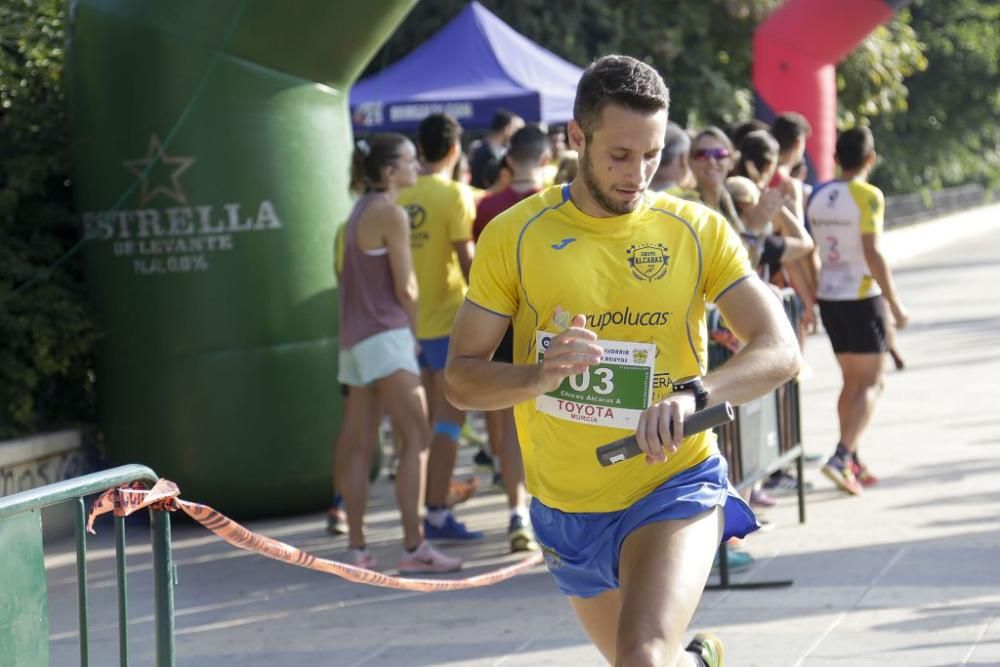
[
  {"x1": 530, "y1": 454, "x2": 758, "y2": 598},
  {"x1": 417, "y1": 336, "x2": 450, "y2": 371}
]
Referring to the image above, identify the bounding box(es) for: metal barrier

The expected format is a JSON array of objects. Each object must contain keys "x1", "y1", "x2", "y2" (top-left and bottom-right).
[
  {"x1": 706, "y1": 289, "x2": 806, "y2": 590},
  {"x1": 0, "y1": 464, "x2": 175, "y2": 667},
  {"x1": 884, "y1": 183, "x2": 991, "y2": 229}
]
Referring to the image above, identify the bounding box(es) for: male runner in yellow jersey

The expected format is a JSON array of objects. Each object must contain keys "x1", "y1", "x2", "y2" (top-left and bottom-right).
[
  {"x1": 445, "y1": 56, "x2": 800, "y2": 667},
  {"x1": 397, "y1": 113, "x2": 483, "y2": 541}
]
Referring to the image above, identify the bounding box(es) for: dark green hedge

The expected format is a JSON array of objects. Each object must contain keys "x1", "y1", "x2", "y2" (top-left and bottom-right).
[{"x1": 0, "y1": 0, "x2": 98, "y2": 440}]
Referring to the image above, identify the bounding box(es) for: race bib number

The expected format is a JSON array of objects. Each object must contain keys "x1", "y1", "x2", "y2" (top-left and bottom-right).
[{"x1": 535, "y1": 332, "x2": 655, "y2": 430}]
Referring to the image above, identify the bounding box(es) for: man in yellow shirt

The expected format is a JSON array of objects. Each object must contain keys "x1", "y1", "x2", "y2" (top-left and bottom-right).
[
  {"x1": 397, "y1": 113, "x2": 482, "y2": 541},
  {"x1": 445, "y1": 56, "x2": 800, "y2": 666}
]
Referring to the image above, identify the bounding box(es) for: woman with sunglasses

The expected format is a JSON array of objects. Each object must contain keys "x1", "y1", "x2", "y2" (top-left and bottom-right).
[{"x1": 690, "y1": 127, "x2": 744, "y2": 234}]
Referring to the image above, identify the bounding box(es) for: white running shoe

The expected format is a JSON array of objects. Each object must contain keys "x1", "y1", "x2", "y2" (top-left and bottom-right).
[{"x1": 398, "y1": 541, "x2": 462, "y2": 574}]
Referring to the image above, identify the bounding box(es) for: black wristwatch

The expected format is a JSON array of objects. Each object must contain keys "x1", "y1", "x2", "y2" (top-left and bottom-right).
[{"x1": 671, "y1": 376, "x2": 709, "y2": 411}]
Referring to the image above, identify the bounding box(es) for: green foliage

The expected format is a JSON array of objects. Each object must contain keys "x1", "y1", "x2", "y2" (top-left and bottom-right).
[
  {"x1": 0, "y1": 0, "x2": 98, "y2": 439},
  {"x1": 837, "y1": 12, "x2": 927, "y2": 126},
  {"x1": 864, "y1": 0, "x2": 1000, "y2": 193}
]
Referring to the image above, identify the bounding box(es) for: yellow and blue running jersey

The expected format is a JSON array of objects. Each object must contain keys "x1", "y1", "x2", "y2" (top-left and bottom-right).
[
  {"x1": 807, "y1": 179, "x2": 885, "y2": 301},
  {"x1": 467, "y1": 184, "x2": 753, "y2": 513}
]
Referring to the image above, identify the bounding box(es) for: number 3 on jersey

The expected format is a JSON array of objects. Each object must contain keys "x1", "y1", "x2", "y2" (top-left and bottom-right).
[{"x1": 825, "y1": 236, "x2": 840, "y2": 263}]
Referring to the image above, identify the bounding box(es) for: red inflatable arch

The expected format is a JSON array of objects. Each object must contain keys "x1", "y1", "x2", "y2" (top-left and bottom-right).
[{"x1": 753, "y1": 0, "x2": 908, "y2": 182}]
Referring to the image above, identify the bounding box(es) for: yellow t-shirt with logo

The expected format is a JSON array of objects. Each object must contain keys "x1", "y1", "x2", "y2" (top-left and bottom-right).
[
  {"x1": 397, "y1": 174, "x2": 477, "y2": 339},
  {"x1": 467, "y1": 185, "x2": 753, "y2": 513}
]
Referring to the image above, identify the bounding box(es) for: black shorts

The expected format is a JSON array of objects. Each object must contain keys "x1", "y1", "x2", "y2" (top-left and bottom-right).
[
  {"x1": 492, "y1": 325, "x2": 514, "y2": 364},
  {"x1": 818, "y1": 296, "x2": 887, "y2": 354},
  {"x1": 759, "y1": 235, "x2": 785, "y2": 278}
]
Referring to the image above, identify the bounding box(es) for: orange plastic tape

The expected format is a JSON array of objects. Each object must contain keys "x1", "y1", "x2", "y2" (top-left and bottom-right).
[{"x1": 88, "y1": 480, "x2": 544, "y2": 592}]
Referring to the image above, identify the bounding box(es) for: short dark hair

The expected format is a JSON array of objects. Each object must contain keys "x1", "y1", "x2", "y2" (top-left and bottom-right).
[
  {"x1": 661, "y1": 122, "x2": 691, "y2": 166},
  {"x1": 735, "y1": 130, "x2": 779, "y2": 180},
  {"x1": 490, "y1": 109, "x2": 517, "y2": 133},
  {"x1": 573, "y1": 55, "x2": 669, "y2": 137},
  {"x1": 836, "y1": 126, "x2": 875, "y2": 171},
  {"x1": 418, "y1": 112, "x2": 462, "y2": 163},
  {"x1": 729, "y1": 119, "x2": 769, "y2": 150},
  {"x1": 507, "y1": 124, "x2": 550, "y2": 166},
  {"x1": 771, "y1": 112, "x2": 811, "y2": 152}
]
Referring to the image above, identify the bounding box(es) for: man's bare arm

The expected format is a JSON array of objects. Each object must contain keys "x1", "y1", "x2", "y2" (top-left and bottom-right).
[
  {"x1": 862, "y1": 233, "x2": 909, "y2": 327},
  {"x1": 703, "y1": 276, "x2": 802, "y2": 405},
  {"x1": 773, "y1": 206, "x2": 815, "y2": 261},
  {"x1": 626, "y1": 275, "x2": 801, "y2": 462},
  {"x1": 444, "y1": 303, "x2": 602, "y2": 411}
]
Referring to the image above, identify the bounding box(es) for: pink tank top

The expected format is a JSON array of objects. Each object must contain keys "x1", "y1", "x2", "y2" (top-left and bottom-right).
[{"x1": 338, "y1": 194, "x2": 411, "y2": 349}]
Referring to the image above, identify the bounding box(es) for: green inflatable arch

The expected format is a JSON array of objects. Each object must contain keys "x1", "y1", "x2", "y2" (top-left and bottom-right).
[{"x1": 67, "y1": 0, "x2": 416, "y2": 516}]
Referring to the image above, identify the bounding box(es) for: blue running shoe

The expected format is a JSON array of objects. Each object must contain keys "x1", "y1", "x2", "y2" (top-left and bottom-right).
[
  {"x1": 711, "y1": 549, "x2": 753, "y2": 573},
  {"x1": 423, "y1": 514, "x2": 483, "y2": 542}
]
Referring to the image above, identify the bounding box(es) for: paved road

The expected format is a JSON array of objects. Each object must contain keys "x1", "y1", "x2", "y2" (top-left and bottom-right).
[{"x1": 45, "y1": 204, "x2": 1000, "y2": 666}]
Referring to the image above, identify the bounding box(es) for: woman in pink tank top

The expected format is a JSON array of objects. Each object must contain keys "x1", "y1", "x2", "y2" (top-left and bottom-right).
[{"x1": 331, "y1": 133, "x2": 461, "y2": 574}]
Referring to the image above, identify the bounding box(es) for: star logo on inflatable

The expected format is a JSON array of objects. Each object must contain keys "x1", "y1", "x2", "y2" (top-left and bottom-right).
[{"x1": 123, "y1": 134, "x2": 196, "y2": 206}]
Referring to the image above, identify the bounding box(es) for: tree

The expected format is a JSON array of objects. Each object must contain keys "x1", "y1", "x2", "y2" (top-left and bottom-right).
[
  {"x1": 0, "y1": 0, "x2": 98, "y2": 439},
  {"x1": 864, "y1": 0, "x2": 1000, "y2": 192},
  {"x1": 837, "y1": 12, "x2": 927, "y2": 128}
]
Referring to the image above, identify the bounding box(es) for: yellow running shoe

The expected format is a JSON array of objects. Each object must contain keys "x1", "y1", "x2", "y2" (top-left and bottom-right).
[
  {"x1": 686, "y1": 632, "x2": 725, "y2": 667},
  {"x1": 507, "y1": 514, "x2": 539, "y2": 553}
]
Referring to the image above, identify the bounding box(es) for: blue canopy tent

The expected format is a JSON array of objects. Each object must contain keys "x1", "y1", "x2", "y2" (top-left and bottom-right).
[{"x1": 350, "y1": 2, "x2": 584, "y2": 132}]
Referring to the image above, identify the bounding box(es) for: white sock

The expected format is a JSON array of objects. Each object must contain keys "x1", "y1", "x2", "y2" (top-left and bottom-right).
[
  {"x1": 509, "y1": 507, "x2": 527, "y2": 522},
  {"x1": 426, "y1": 508, "x2": 449, "y2": 528}
]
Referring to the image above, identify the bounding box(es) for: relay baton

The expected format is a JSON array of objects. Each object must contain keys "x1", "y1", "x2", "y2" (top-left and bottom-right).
[{"x1": 595, "y1": 402, "x2": 734, "y2": 467}]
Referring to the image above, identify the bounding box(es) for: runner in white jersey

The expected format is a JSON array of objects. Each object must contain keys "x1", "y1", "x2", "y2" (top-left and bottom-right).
[{"x1": 806, "y1": 126, "x2": 909, "y2": 496}]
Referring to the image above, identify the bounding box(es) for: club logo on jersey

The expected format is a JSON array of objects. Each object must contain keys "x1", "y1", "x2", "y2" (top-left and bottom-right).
[
  {"x1": 626, "y1": 242, "x2": 670, "y2": 281},
  {"x1": 404, "y1": 203, "x2": 431, "y2": 246},
  {"x1": 404, "y1": 204, "x2": 426, "y2": 230}
]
